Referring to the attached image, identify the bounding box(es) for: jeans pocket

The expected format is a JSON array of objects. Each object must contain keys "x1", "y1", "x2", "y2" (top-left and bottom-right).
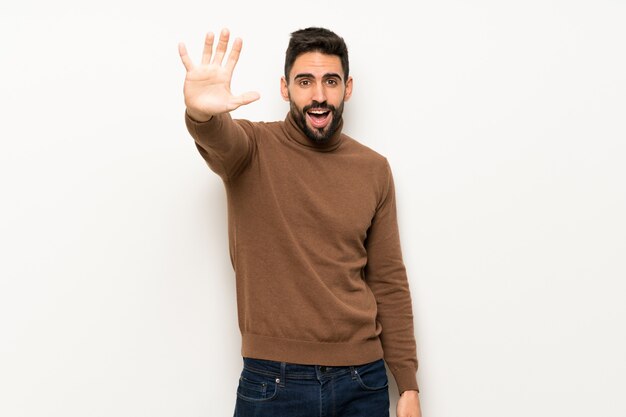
[
  {"x1": 354, "y1": 359, "x2": 389, "y2": 391},
  {"x1": 236, "y1": 369, "x2": 279, "y2": 402}
]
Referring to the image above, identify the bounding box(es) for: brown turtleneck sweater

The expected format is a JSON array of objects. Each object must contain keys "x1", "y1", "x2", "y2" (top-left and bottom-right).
[{"x1": 185, "y1": 111, "x2": 419, "y2": 394}]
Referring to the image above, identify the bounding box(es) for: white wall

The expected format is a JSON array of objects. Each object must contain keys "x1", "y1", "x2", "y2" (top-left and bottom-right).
[{"x1": 1, "y1": 1, "x2": 624, "y2": 416}]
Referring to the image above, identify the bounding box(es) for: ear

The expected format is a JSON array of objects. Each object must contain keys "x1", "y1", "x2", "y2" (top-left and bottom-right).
[
  {"x1": 280, "y1": 76, "x2": 290, "y2": 102},
  {"x1": 343, "y1": 76, "x2": 354, "y2": 102}
]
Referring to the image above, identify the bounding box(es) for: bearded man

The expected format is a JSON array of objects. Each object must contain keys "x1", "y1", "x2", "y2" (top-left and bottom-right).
[{"x1": 178, "y1": 27, "x2": 422, "y2": 417}]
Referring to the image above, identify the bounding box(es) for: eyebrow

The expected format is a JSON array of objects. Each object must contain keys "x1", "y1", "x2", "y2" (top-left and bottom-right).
[{"x1": 293, "y1": 72, "x2": 343, "y2": 82}]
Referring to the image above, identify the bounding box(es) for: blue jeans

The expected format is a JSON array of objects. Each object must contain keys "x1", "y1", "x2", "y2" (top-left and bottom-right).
[{"x1": 234, "y1": 357, "x2": 390, "y2": 417}]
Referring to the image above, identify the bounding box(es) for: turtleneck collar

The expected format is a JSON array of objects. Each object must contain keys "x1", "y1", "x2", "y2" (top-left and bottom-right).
[{"x1": 283, "y1": 111, "x2": 344, "y2": 152}]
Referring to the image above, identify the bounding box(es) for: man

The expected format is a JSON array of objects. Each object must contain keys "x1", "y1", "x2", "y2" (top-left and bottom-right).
[{"x1": 178, "y1": 27, "x2": 422, "y2": 417}]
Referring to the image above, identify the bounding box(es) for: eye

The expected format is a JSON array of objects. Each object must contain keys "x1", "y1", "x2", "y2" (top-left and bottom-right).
[
  {"x1": 298, "y1": 79, "x2": 311, "y2": 87},
  {"x1": 326, "y1": 78, "x2": 339, "y2": 86}
]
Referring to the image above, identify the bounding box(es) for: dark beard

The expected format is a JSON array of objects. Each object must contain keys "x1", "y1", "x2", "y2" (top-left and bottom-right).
[{"x1": 290, "y1": 99, "x2": 344, "y2": 145}]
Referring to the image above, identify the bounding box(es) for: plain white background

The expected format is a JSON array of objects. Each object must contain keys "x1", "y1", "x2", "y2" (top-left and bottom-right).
[{"x1": 1, "y1": 1, "x2": 625, "y2": 416}]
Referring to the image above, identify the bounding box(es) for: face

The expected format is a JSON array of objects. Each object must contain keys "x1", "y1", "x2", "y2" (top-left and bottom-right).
[{"x1": 281, "y1": 52, "x2": 353, "y2": 144}]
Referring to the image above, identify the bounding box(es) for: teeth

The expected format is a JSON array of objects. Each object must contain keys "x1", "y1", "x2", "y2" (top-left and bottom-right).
[{"x1": 309, "y1": 110, "x2": 328, "y2": 115}]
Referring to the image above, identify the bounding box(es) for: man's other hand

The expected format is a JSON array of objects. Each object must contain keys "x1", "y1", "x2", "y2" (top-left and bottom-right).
[{"x1": 397, "y1": 389, "x2": 422, "y2": 417}]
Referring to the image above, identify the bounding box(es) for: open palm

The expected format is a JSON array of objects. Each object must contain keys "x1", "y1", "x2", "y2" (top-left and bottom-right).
[{"x1": 178, "y1": 29, "x2": 259, "y2": 121}]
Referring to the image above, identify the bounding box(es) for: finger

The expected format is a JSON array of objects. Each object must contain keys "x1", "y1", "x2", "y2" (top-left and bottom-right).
[
  {"x1": 178, "y1": 42, "x2": 194, "y2": 71},
  {"x1": 233, "y1": 91, "x2": 261, "y2": 107},
  {"x1": 225, "y1": 37, "x2": 243, "y2": 75},
  {"x1": 201, "y1": 32, "x2": 215, "y2": 65},
  {"x1": 212, "y1": 28, "x2": 230, "y2": 65}
]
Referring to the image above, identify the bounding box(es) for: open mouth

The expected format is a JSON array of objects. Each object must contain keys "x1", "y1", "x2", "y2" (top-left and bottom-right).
[{"x1": 306, "y1": 108, "x2": 332, "y2": 129}]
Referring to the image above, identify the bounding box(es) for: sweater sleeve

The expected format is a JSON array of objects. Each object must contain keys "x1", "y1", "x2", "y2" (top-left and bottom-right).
[
  {"x1": 184, "y1": 111, "x2": 255, "y2": 180},
  {"x1": 364, "y1": 160, "x2": 419, "y2": 395}
]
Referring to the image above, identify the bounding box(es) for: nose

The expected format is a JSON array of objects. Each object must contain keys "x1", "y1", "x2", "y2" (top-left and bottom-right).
[{"x1": 312, "y1": 83, "x2": 327, "y2": 103}]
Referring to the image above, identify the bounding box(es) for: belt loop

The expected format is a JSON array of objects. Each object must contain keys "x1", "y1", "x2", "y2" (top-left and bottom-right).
[
  {"x1": 279, "y1": 362, "x2": 286, "y2": 387},
  {"x1": 350, "y1": 366, "x2": 357, "y2": 380}
]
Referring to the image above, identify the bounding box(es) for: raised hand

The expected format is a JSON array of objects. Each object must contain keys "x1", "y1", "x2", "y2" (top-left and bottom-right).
[{"x1": 178, "y1": 28, "x2": 260, "y2": 122}]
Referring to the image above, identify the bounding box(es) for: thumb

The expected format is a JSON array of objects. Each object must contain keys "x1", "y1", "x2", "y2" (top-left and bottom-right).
[{"x1": 233, "y1": 91, "x2": 261, "y2": 107}]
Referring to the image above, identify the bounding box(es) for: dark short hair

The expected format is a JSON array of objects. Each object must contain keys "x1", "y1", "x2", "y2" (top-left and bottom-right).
[{"x1": 284, "y1": 27, "x2": 349, "y2": 83}]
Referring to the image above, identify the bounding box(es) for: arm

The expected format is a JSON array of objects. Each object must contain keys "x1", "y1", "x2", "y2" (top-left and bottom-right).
[
  {"x1": 178, "y1": 29, "x2": 260, "y2": 178},
  {"x1": 363, "y1": 160, "x2": 420, "y2": 395}
]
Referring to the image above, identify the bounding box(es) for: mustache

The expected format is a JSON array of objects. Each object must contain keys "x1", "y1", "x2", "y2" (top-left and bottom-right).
[{"x1": 303, "y1": 101, "x2": 336, "y2": 112}]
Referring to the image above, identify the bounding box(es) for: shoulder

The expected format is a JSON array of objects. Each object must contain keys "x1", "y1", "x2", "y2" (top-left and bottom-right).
[{"x1": 341, "y1": 133, "x2": 391, "y2": 171}]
